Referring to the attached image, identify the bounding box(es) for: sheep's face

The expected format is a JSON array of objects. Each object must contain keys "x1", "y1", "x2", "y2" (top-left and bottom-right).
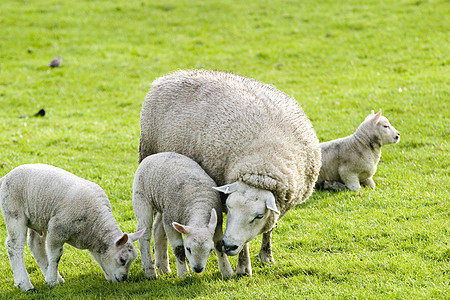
[
  {"x1": 172, "y1": 209, "x2": 217, "y2": 274},
  {"x1": 214, "y1": 182, "x2": 279, "y2": 256},
  {"x1": 376, "y1": 116, "x2": 400, "y2": 145},
  {"x1": 91, "y1": 231, "x2": 144, "y2": 282}
]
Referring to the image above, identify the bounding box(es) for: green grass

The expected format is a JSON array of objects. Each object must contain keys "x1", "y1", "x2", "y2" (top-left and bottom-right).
[{"x1": 0, "y1": 0, "x2": 448, "y2": 298}]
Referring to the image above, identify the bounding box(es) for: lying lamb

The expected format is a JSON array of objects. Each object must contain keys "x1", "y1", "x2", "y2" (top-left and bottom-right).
[
  {"x1": 132, "y1": 152, "x2": 234, "y2": 278},
  {"x1": 139, "y1": 69, "x2": 321, "y2": 275},
  {"x1": 316, "y1": 109, "x2": 400, "y2": 191},
  {"x1": 0, "y1": 164, "x2": 144, "y2": 291}
]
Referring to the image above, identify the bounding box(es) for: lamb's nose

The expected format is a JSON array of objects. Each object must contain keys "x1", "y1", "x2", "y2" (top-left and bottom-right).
[{"x1": 193, "y1": 266, "x2": 204, "y2": 273}]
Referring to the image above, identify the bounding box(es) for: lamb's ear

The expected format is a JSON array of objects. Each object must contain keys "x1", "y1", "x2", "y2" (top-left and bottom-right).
[
  {"x1": 212, "y1": 182, "x2": 238, "y2": 194},
  {"x1": 372, "y1": 109, "x2": 382, "y2": 124},
  {"x1": 207, "y1": 209, "x2": 218, "y2": 233},
  {"x1": 265, "y1": 193, "x2": 280, "y2": 215},
  {"x1": 128, "y1": 228, "x2": 145, "y2": 242},
  {"x1": 115, "y1": 234, "x2": 129, "y2": 247},
  {"x1": 172, "y1": 222, "x2": 191, "y2": 234}
]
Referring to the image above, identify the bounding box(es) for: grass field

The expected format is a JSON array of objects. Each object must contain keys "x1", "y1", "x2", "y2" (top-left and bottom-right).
[{"x1": 0, "y1": 0, "x2": 448, "y2": 299}]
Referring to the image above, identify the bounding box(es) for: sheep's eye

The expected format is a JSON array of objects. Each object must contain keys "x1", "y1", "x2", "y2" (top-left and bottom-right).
[
  {"x1": 186, "y1": 247, "x2": 192, "y2": 254},
  {"x1": 383, "y1": 125, "x2": 390, "y2": 128},
  {"x1": 251, "y1": 214, "x2": 264, "y2": 223}
]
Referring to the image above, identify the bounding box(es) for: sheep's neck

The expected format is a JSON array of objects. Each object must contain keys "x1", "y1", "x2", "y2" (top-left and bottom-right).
[{"x1": 353, "y1": 124, "x2": 382, "y2": 153}]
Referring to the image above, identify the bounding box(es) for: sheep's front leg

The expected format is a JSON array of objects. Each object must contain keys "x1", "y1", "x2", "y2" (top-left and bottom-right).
[
  {"x1": 258, "y1": 230, "x2": 274, "y2": 264},
  {"x1": 213, "y1": 230, "x2": 234, "y2": 278},
  {"x1": 28, "y1": 230, "x2": 65, "y2": 284},
  {"x1": 236, "y1": 243, "x2": 252, "y2": 276},
  {"x1": 361, "y1": 177, "x2": 376, "y2": 188},
  {"x1": 164, "y1": 225, "x2": 189, "y2": 277},
  {"x1": 153, "y1": 213, "x2": 171, "y2": 275},
  {"x1": 4, "y1": 216, "x2": 34, "y2": 291},
  {"x1": 339, "y1": 169, "x2": 361, "y2": 191}
]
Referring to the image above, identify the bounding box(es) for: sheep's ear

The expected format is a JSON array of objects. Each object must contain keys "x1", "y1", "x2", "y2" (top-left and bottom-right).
[
  {"x1": 266, "y1": 193, "x2": 280, "y2": 215},
  {"x1": 372, "y1": 109, "x2": 382, "y2": 124},
  {"x1": 208, "y1": 209, "x2": 217, "y2": 234},
  {"x1": 172, "y1": 222, "x2": 191, "y2": 234},
  {"x1": 115, "y1": 234, "x2": 129, "y2": 247},
  {"x1": 212, "y1": 182, "x2": 238, "y2": 194},
  {"x1": 128, "y1": 228, "x2": 145, "y2": 242}
]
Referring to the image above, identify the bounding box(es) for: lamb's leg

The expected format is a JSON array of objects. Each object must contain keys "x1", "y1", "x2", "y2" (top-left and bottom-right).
[
  {"x1": 4, "y1": 215, "x2": 34, "y2": 291},
  {"x1": 28, "y1": 230, "x2": 64, "y2": 284},
  {"x1": 134, "y1": 199, "x2": 157, "y2": 279},
  {"x1": 153, "y1": 213, "x2": 171, "y2": 274},
  {"x1": 339, "y1": 169, "x2": 361, "y2": 191},
  {"x1": 236, "y1": 243, "x2": 252, "y2": 276},
  {"x1": 164, "y1": 224, "x2": 189, "y2": 277},
  {"x1": 361, "y1": 178, "x2": 376, "y2": 188},
  {"x1": 44, "y1": 232, "x2": 64, "y2": 287},
  {"x1": 322, "y1": 180, "x2": 348, "y2": 191},
  {"x1": 213, "y1": 229, "x2": 234, "y2": 278},
  {"x1": 258, "y1": 230, "x2": 274, "y2": 264}
]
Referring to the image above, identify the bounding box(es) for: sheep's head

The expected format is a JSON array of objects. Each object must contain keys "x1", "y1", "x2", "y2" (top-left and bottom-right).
[
  {"x1": 172, "y1": 209, "x2": 217, "y2": 274},
  {"x1": 365, "y1": 109, "x2": 400, "y2": 146},
  {"x1": 214, "y1": 181, "x2": 279, "y2": 256},
  {"x1": 91, "y1": 229, "x2": 144, "y2": 282}
]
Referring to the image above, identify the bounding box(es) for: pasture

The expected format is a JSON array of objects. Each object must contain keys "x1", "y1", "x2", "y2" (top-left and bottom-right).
[{"x1": 0, "y1": 0, "x2": 448, "y2": 299}]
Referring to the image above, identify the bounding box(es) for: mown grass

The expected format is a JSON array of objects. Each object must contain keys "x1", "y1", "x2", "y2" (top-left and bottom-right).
[{"x1": 0, "y1": 0, "x2": 448, "y2": 299}]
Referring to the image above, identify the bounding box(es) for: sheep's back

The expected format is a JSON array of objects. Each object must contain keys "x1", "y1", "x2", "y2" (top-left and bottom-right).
[{"x1": 140, "y1": 70, "x2": 321, "y2": 213}]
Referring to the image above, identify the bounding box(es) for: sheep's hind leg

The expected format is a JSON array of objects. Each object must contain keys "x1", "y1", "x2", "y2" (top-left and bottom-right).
[
  {"x1": 322, "y1": 181, "x2": 348, "y2": 191},
  {"x1": 258, "y1": 230, "x2": 274, "y2": 264},
  {"x1": 236, "y1": 243, "x2": 252, "y2": 276},
  {"x1": 153, "y1": 213, "x2": 171, "y2": 275},
  {"x1": 4, "y1": 215, "x2": 34, "y2": 291},
  {"x1": 28, "y1": 230, "x2": 65, "y2": 284}
]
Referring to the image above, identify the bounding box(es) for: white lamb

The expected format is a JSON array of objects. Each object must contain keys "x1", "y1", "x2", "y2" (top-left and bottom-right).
[
  {"x1": 316, "y1": 109, "x2": 400, "y2": 191},
  {"x1": 132, "y1": 152, "x2": 234, "y2": 278},
  {"x1": 0, "y1": 164, "x2": 144, "y2": 291},
  {"x1": 139, "y1": 70, "x2": 321, "y2": 275}
]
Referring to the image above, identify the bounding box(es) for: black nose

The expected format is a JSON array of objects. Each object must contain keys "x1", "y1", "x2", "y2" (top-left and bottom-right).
[
  {"x1": 193, "y1": 266, "x2": 204, "y2": 273},
  {"x1": 223, "y1": 243, "x2": 238, "y2": 252}
]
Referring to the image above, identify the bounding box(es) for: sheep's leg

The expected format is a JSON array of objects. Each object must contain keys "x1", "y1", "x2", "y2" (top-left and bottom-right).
[
  {"x1": 213, "y1": 229, "x2": 234, "y2": 278},
  {"x1": 134, "y1": 197, "x2": 157, "y2": 279},
  {"x1": 236, "y1": 243, "x2": 252, "y2": 276},
  {"x1": 339, "y1": 169, "x2": 361, "y2": 191},
  {"x1": 361, "y1": 178, "x2": 376, "y2": 188},
  {"x1": 153, "y1": 212, "x2": 171, "y2": 274},
  {"x1": 258, "y1": 230, "x2": 274, "y2": 264},
  {"x1": 322, "y1": 181, "x2": 348, "y2": 191},
  {"x1": 4, "y1": 214, "x2": 34, "y2": 291},
  {"x1": 28, "y1": 230, "x2": 65, "y2": 284},
  {"x1": 44, "y1": 230, "x2": 65, "y2": 287},
  {"x1": 164, "y1": 225, "x2": 189, "y2": 277}
]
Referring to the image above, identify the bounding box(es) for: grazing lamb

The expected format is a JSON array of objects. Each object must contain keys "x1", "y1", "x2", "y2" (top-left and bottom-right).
[
  {"x1": 0, "y1": 164, "x2": 144, "y2": 291},
  {"x1": 316, "y1": 109, "x2": 400, "y2": 191},
  {"x1": 132, "y1": 152, "x2": 234, "y2": 278},
  {"x1": 139, "y1": 70, "x2": 321, "y2": 275}
]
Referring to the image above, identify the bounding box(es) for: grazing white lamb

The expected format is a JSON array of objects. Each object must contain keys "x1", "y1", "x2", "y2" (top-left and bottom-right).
[
  {"x1": 316, "y1": 109, "x2": 400, "y2": 191},
  {"x1": 139, "y1": 70, "x2": 321, "y2": 275},
  {"x1": 0, "y1": 164, "x2": 144, "y2": 291},
  {"x1": 132, "y1": 152, "x2": 234, "y2": 278}
]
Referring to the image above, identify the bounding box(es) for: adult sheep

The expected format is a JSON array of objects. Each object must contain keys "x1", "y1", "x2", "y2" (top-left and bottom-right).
[{"x1": 139, "y1": 70, "x2": 321, "y2": 275}]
